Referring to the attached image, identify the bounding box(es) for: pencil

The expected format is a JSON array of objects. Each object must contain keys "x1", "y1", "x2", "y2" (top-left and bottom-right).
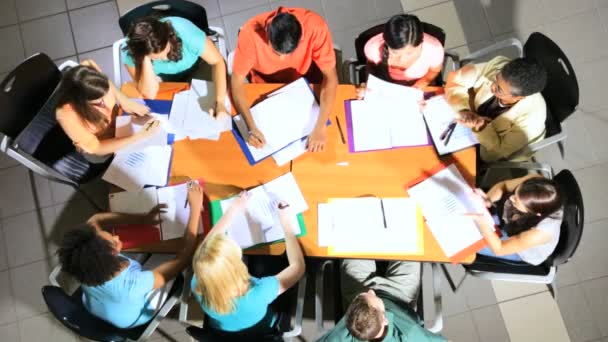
[{"x1": 335, "y1": 116, "x2": 346, "y2": 144}]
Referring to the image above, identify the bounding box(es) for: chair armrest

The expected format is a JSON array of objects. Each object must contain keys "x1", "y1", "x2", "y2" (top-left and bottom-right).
[
  {"x1": 112, "y1": 38, "x2": 126, "y2": 87},
  {"x1": 282, "y1": 273, "x2": 307, "y2": 338},
  {"x1": 208, "y1": 26, "x2": 227, "y2": 61},
  {"x1": 426, "y1": 263, "x2": 443, "y2": 334},
  {"x1": 458, "y1": 38, "x2": 523, "y2": 65},
  {"x1": 315, "y1": 260, "x2": 334, "y2": 335},
  {"x1": 49, "y1": 264, "x2": 62, "y2": 287},
  {"x1": 57, "y1": 60, "x2": 78, "y2": 72},
  {"x1": 179, "y1": 267, "x2": 193, "y2": 323},
  {"x1": 139, "y1": 274, "x2": 185, "y2": 341},
  {"x1": 483, "y1": 161, "x2": 554, "y2": 178}
]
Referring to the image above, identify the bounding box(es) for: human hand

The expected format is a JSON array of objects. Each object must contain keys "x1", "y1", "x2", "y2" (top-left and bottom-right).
[
  {"x1": 143, "y1": 204, "x2": 167, "y2": 225},
  {"x1": 472, "y1": 188, "x2": 492, "y2": 208},
  {"x1": 209, "y1": 101, "x2": 228, "y2": 118},
  {"x1": 137, "y1": 119, "x2": 161, "y2": 139},
  {"x1": 186, "y1": 181, "x2": 203, "y2": 211},
  {"x1": 456, "y1": 110, "x2": 490, "y2": 131},
  {"x1": 307, "y1": 126, "x2": 327, "y2": 152},
  {"x1": 277, "y1": 201, "x2": 294, "y2": 228},
  {"x1": 122, "y1": 98, "x2": 151, "y2": 116},
  {"x1": 247, "y1": 126, "x2": 266, "y2": 148},
  {"x1": 356, "y1": 82, "x2": 367, "y2": 100},
  {"x1": 80, "y1": 59, "x2": 102, "y2": 72},
  {"x1": 412, "y1": 80, "x2": 429, "y2": 89},
  {"x1": 418, "y1": 99, "x2": 427, "y2": 112},
  {"x1": 230, "y1": 191, "x2": 250, "y2": 212}
]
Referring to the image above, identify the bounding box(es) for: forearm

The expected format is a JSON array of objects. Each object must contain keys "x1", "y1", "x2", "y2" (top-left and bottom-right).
[
  {"x1": 137, "y1": 58, "x2": 160, "y2": 99},
  {"x1": 211, "y1": 60, "x2": 227, "y2": 104},
  {"x1": 204, "y1": 206, "x2": 237, "y2": 240},
  {"x1": 230, "y1": 75, "x2": 255, "y2": 128},
  {"x1": 178, "y1": 209, "x2": 201, "y2": 259},
  {"x1": 477, "y1": 219, "x2": 503, "y2": 253},
  {"x1": 416, "y1": 69, "x2": 440, "y2": 87},
  {"x1": 88, "y1": 212, "x2": 147, "y2": 230},
  {"x1": 282, "y1": 220, "x2": 305, "y2": 273},
  {"x1": 315, "y1": 73, "x2": 337, "y2": 130},
  {"x1": 87, "y1": 134, "x2": 142, "y2": 155}
]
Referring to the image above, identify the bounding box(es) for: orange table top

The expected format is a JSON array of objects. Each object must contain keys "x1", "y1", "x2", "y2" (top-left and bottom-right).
[{"x1": 121, "y1": 82, "x2": 477, "y2": 263}]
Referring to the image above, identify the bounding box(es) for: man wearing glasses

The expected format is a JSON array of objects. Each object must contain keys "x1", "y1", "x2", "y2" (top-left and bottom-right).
[{"x1": 445, "y1": 56, "x2": 547, "y2": 162}]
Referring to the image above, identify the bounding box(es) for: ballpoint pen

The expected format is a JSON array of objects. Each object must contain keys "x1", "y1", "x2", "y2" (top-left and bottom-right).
[
  {"x1": 379, "y1": 199, "x2": 387, "y2": 229},
  {"x1": 335, "y1": 116, "x2": 346, "y2": 144},
  {"x1": 440, "y1": 121, "x2": 457, "y2": 146}
]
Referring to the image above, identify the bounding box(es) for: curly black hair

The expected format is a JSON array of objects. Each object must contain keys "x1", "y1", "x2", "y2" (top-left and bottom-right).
[
  {"x1": 58, "y1": 224, "x2": 123, "y2": 287},
  {"x1": 501, "y1": 57, "x2": 547, "y2": 97}
]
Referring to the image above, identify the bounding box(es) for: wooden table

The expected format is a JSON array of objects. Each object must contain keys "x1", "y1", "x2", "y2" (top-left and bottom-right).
[{"x1": 121, "y1": 82, "x2": 477, "y2": 263}]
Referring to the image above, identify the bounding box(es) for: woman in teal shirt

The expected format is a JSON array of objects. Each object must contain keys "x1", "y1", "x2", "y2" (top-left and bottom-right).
[{"x1": 122, "y1": 16, "x2": 228, "y2": 116}]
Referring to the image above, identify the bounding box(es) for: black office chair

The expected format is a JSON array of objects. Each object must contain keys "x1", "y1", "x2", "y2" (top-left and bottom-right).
[
  {"x1": 444, "y1": 168, "x2": 584, "y2": 300},
  {"x1": 185, "y1": 274, "x2": 307, "y2": 342},
  {"x1": 0, "y1": 53, "x2": 107, "y2": 210},
  {"x1": 346, "y1": 21, "x2": 457, "y2": 86},
  {"x1": 315, "y1": 260, "x2": 444, "y2": 336},
  {"x1": 42, "y1": 273, "x2": 184, "y2": 342},
  {"x1": 112, "y1": 0, "x2": 227, "y2": 85}
]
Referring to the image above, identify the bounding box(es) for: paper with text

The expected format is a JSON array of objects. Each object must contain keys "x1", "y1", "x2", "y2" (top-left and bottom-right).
[
  {"x1": 102, "y1": 145, "x2": 172, "y2": 192},
  {"x1": 422, "y1": 96, "x2": 479, "y2": 155},
  {"x1": 115, "y1": 114, "x2": 170, "y2": 152}
]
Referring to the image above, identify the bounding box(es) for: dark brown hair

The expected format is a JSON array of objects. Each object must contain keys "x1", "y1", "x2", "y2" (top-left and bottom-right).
[
  {"x1": 504, "y1": 177, "x2": 565, "y2": 236},
  {"x1": 345, "y1": 294, "x2": 383, "y2": 340},
  {"x1": 55, "y1": 65, "x2": 110, "y2": 131},
  {"x1": 124, "y1": 16, "x2": 183, "y2": 79}
]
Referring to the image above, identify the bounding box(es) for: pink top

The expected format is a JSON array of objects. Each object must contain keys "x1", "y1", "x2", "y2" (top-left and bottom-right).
[{"x1": 364, "y1": 32, "x2": 444, "y2": 81}]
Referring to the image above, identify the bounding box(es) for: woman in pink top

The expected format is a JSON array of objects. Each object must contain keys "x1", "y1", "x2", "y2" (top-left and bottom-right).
[{"x1": 358, "y1": 14, "x2": 444, "y2": 98}]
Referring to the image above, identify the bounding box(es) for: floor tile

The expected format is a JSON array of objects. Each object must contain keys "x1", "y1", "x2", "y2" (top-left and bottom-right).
[
  {"x1": 0, "y1": 322, "x2": 18, "y2": 342},
  {"x1": 218, "y1": 0, "x2": 267, "y2": 16},
  {"x1": 116, "y1": 0, "x2": 149, "y2": 16},
  {"x1": 582, "y1": 109, "x2": 608, "y2": 163},
  {"x1": 442, "y1": 311, "x2": 480, "y2": 342},
  {"x1": 491, "y1": 280, "x2": 547, "y2": 302},
  {"x1": 499, "y1": 291, "x2": 569, "y2": 342},
  {"x1": 221, "y1": 3, "x2": 271, "y2": 51},
  {"x1": 10, "y1": 259, "x2": 53, "y2": 319},
  {"x1": 481, "y1": 0, "x2": 545, "y2": 37},
  {"x1": 581, "y1": 276, "x2": 608, "y2": 337},
  {"x1": 400, "y1": 0, "x2": 448, "y2": 12},
  {"x1": 52, "y1": 199, "x2": 99, "y2": 239},
  {"x1": 270, "y1": 0, "x2": 325, "y2": 18},
  {"x1": 20, "y1": 13, "x2": 76, "y2": 60},
  {"x1": 543, "y1": 10, "x2": 608, "y2": 65},
  {"x1": 556, "y1": 283, "x2": 601, "y2": 342},
  {"x1": 471, "y1": 305, "x2": 510, "y2": 342},
  {"x1": 576, "y1": 57, "x2": 608, "y2": 113},
  {"x1": 3, "y1": 207, "x2": 57, "y2": 268},
  {"x1": 373, "y1": 0, "x2": 404, "y2": 21},
  {"x1": 67, "y1": 0, "x2": 110, "y2": 10},
  {"x1": 0, "y1": 0, "x2": 18, "y2": 28},
  {"x1": 189, "y1": 0, "x2": 221, "y2": 19},
  {"x1": 422, "y1": 264, "x2": 469, "y2": 317},
  {"x1": 412, "y1": 0, "x2": 490, "y2": 49},
  {"x1": 69, "y1": 1, "x2": 123, "y2": 53},
  {"x1": 569, "y1": 218, "x2": 608, "y2": 281},
  {"x1": 0, "y1": 270, "x2": 17, "y2": 325},
  {"x1": 0, "y1": 222, "x2": 7, "y2": 272},
  {"x1": 15, "y1": 0, "x2": 65, "y2": 22},
  {"x1": 573, "y1": 163, "x2": 608, "y2": 224},
  {"x1": 540, "y1": 0, "x2": 597, "y2": 24},
  {"x1": 0, "y1": 166, "x2": 40, "y2": 218},
  {"x1": 459, "y1": 274, "x2": 497, "y2": 310},
  {"x1": 0, "y1": 25, "x2": 24, "y2": 73},
  {"x1": 558, "y1": 114, "x2": 597, "y2": 170},
  {"x1": 18, "y1": 313, "x2": 80, "y2": 342},
  {"x1": 555, "y1": 260, "x2": 581, "y2": 288},
  {"x1": 321, "y1": 0, "x2": 376, "y2": 33}
]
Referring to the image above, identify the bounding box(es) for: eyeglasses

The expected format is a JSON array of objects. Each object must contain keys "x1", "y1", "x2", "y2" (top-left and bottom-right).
[{"x1": 493, "y1": 74, "x2": 516, "y2": 98}]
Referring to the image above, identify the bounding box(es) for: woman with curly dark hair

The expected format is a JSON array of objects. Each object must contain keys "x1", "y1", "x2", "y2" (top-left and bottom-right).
[{"x1": 122, "y1": 16, "x2": 227, "y2": 116}]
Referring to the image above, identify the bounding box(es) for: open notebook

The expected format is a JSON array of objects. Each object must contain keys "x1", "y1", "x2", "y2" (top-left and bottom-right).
[
  {"x1": 109, "y1": 181, "x2": 203, "y2": 247},
  {"x1": 232, "y1": 78, "x2": 320, "y2": 165},
  {"x1": 422, "y1": 96, "x2": 479, "y2": 155},
  {"x1": 406, "y1": 163, "x2": 494, "y2": 262},
  {"x1": 318, "y1": 197, "x2": 424, "y2": 255},
  {"x1": 209, "y1": 172, "x2": 308, "y2": 249}
]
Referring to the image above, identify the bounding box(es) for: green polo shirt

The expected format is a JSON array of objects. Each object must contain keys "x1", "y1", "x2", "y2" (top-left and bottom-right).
[{"x1": 317, "y1": 293, "x2": 446, "y2": 342}]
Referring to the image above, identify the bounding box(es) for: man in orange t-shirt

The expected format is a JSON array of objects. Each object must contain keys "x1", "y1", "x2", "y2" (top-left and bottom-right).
[{"x1": 231, "y1": 7, "x2": 338, "y2": 152}]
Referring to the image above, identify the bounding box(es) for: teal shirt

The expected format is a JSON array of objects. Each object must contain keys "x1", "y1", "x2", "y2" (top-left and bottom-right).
[
  {"x1": 121, "y1": 16, "x2": 207, "y2": 75},
  {"x1": 191, "y1": 276, "x2": 279, "y2": 332},
  {"x1": 81, "y1": 256, "x2": 155, "y2": 329},
  {"x1": 317, "y1": 293, "x2": 447, "y2": 342}
]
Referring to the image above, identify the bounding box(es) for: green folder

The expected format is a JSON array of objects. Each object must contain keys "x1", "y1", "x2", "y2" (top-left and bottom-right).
[{"x1": 209, "y1": 199, "x2": 308, "y2": 251}]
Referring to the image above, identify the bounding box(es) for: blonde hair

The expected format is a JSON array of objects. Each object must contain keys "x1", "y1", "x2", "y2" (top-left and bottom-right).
[{"x1": 192, "y1": 234, "x2": 250, "y2": 314}]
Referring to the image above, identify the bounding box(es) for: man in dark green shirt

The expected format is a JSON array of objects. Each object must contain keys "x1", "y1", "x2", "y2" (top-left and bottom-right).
[{"x1": 317, "y1": 260, "x2": 446, "y2": 342}]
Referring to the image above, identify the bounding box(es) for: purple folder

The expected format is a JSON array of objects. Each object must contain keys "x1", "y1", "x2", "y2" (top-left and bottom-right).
[{"x1": 344, "y1": 100, "x2": 432, "y2": 153}]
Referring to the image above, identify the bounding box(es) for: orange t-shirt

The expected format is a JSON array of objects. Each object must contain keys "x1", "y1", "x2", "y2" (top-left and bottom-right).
[{"x1": 232, "y1": 7, "x2": 336, "y2": 83}]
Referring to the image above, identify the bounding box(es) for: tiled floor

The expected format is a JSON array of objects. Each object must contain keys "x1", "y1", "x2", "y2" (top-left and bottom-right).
[{"x1": 1, "y1": 0, "x2": 608, "y2": 341}]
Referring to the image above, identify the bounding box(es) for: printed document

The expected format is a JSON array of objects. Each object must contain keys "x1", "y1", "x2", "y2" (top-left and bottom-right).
[
  {"x1": 102, "y1": 145, "x2": 172, "y2": 192},
  {"x1": 422, "y1": 96, "x2": 479, "y2": 155}
]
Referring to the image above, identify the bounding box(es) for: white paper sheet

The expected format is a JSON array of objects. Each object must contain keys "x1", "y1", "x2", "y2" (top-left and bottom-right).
[
  {"x1": 350, "y1": 100, "x2": 392, "y2": 151},
  {"x1": 102, "y1": 145, "x2": 172, "y2": 192},
  {"x1": 422, "y1": 96, "x2": 479, "y2": 155},
  {"x1": 115, "y1": 114, "x2": 170, "y2": 152},
  {"x1": 157, "y1": 182, "x2": 202, "y2": 240},
  {"x1": 109, "y1": 187, "x2": 158, "y2": 214},
  {"x1": 272, "y1": 137, "x2": 308, "y2": 166}
]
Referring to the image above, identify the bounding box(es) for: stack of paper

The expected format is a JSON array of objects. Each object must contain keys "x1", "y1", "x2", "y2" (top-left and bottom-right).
[
  {"x1": 233, "y1": 78, "x2": 320, "y2": 165},
  {"x1": 346, "y1": 75, "x2": 428, "y2": 152},
  {"x1": 211, "y1": 172, "x2": 309, "y2": 249},
  {"x1": 109, "y1": 181, "x2": 203, "y2": 241},
  {"x1": 422, "y1": 96, "x2": 479, "y2": 155},
  {"x1": 407, "y1": 164, "x2": 492, "y2": 261},
  {"x1": 169, "y1": 79, "x2": 232, "y2": 140},
  {"x1": 317, "y1": 197, "x2": 423, "y2": 255},
  {"x1": 102, "y1": 145, "x2": 172, "y2": 192}
]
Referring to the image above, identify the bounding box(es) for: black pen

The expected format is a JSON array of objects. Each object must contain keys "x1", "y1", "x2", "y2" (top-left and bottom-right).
[
  {"x1": 443, "y1": 123, "x2": 456, "y2": 146},
  {"x1": 440, "y1": 121, "x2": 457, "y2": 145},
  {"x1": 380, "y1": 199, "x2": 387, "y2": 229},
  {"x1": 335, "y1": 116, "x2": 346, "y2": 144}
]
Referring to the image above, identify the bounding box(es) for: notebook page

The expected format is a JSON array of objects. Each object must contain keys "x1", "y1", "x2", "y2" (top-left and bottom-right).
[
  {"x1": 156, "y1": 183, "x2": 203, "y2": 240},
  {"x1": 109, "y1": 187, "x2": 158, "y2": 214},
  {"x1": 381, "y1": 198, "x2": 420, "y2": 254},
  {"x1": 350, "y1": 100, "x2": 392, "y2": 151},
  {"x1": 422, "y1": 96, "x2": 478, "y2": 155}
]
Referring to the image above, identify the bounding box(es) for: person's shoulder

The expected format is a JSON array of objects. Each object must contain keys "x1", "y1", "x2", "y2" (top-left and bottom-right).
[
  {"x1": 294, "y1": 7, "x2": 327, "y2": 26},
  {"x1": 162, "y1": 16, "x2": 192, "y2": 28},
  {"x1": 253, "y1": 276, "x2": 279, "y2": 289},
  {"x1": 364, "y1": 33, "x2": 384, "y2": 64}
]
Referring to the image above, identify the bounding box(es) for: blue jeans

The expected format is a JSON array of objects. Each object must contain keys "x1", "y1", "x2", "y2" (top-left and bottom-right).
[{"x1": 477, "y1": 216, "x2": 523, "y2": 262}]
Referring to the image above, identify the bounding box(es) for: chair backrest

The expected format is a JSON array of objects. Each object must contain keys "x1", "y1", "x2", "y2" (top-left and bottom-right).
[
  {"x1": 0, "y1": 53, "x2": 61, "y2": 140},
  {"x1": 547, "y1": 169, "x2": 584, "y2": 266},
  {"x1": 524, "y1": 32, "x2": 579, "y2": 128},
  {"x1": 118, "y1": 0, "x2": 211, "y2": 36}
]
